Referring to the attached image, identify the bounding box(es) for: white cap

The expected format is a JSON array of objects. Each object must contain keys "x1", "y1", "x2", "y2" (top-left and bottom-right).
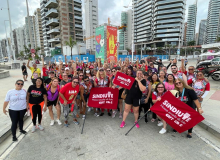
[{"x1": 65, "y1": 67, "x2": 70, "y2": 70}]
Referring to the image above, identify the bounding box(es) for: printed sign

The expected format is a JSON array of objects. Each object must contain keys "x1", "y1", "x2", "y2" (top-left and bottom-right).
[
  {"x1": 113, "y1": 72, "x2": 135, "y2": 90},
  {"x1": 88, "y1": 88, "x2": 119, "y2": 109},
  {"x1": 150, "y1": 91, "x2": 204, "y2": 133},
  {"x1": 95, "y1": 26, "x2": 105, "y2": 63},
  {"x1": 31, "y1": 49, "x2": 35, "y2": 54},
  {"x1": 107, "y1": 26, "x2": 118, "y2": 62}
]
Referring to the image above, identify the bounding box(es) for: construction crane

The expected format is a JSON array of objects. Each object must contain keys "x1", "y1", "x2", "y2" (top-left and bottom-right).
[{"x1": 83, "y1": 18, "x2": 127, "y2": 41}]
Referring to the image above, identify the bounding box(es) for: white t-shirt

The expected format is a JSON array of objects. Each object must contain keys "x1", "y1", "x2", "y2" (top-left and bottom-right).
[{"x1": 5, "y1": 89, "x2": 27, "y2": 110}]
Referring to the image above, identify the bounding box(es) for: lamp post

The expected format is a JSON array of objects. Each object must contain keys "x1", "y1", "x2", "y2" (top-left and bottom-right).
[{"x1": 124, "y1": 0, "x2": 144, "y2": 62}]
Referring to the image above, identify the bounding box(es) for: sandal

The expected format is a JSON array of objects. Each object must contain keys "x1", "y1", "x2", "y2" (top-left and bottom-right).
[{"x1": 151, "y1": 118, "x2": 155, "y2": 122}]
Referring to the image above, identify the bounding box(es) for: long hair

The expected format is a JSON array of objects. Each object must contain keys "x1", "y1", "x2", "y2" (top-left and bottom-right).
[
  {"x1": 155, "y1": 82, "x2": 167, "y2": 94},
  {"x1": 159, "y1": 70, "x2": 166, "y2": 79},
  {"x1": 166, "y1": 74, "x2": 175, "y2": 83},
  {"x1": 174, "y1": 78, "x2": 194, "y2": 91},
  {"x1": 46, "y1": 77, "x2": 59, "y2": 91},
  {"x1": 35, "y1": 77, "x2": 44, "y2": 88},
  {"x1": 150, "y1": 73, "x2": 160, "y2": 83},
  {"x1": 96, "y1": 69, "x2": 106, "y2": 79}
]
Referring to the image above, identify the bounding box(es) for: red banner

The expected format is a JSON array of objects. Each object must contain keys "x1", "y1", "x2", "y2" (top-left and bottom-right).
[
  {"x1": 107, "y1": 26, "x2": 117, "y2": 63},
  {"x1": 113, "y1": 72, "x2": 135, "y2": 89},
  {"x1": 88, "y1": 87, "x2": 119, "y2": 109},
  {"x1": 150, "y1": 91, "x2": 204, "y2": 133}
]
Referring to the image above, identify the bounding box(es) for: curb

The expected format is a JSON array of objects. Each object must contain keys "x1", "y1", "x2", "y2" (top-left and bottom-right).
[
  {"x1": 0, "y1": 116, "x2": 29, "y2": 144},
  {"x1": 198, "y1": 120, "x2": 220, "y2": 139}
]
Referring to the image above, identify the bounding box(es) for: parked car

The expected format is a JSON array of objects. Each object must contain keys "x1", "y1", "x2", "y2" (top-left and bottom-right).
[{"x1": 211, "y1": 57, "x2": 220, "y2": 65}]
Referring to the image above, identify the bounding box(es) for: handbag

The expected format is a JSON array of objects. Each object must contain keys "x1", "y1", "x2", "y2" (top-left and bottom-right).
[{"x1": 121, "y1": 89, "x2": 127, "y2": 100}]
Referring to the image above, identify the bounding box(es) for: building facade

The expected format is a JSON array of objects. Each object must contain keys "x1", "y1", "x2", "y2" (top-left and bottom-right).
[
  {"x1": 186, "y1": 2, "x2": 197, "y2": 43},
  {"x1": 198, "y1": 19, "x2": 207, "y2": 45},
  {"x1": 205, "y1": 0, "x2": 220, "y2": 44},
  {"x1": 40, "y1": 0, "x2": 83, "y2": 56},
  {"x1": 12, "y1": 29, "x2": 18, "y2": 56},
  {"x1": 25, "y1": 16, "x2": 36, "y2": 49},
  {"x1": 0, "y1": 39, "x2": 8, "y2": 58},
  {"x1": 85, "y1": 0, "x2": 98, "y2": 54},
  {"x1": 133, "y1": 0, "x2": 186, "y2": 50},
  {"x1": 119, "y1": 10, "x2": 132, "y2": 51},
  {"x1": 15, "y1": 26, "x2": 26, "y2": 54},
  {"x1": 34, "y1": 8, "x2": 44, "y2": 54}
]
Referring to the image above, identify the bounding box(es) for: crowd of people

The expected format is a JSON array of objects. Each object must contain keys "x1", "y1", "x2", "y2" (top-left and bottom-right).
[{"x1": 3, "y1": 56, "x2": 210, "y2": 142}]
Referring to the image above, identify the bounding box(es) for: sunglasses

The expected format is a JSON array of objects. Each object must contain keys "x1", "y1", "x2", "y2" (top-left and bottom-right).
[
  {"x1": 107, "y1": 70, "x2": 110, "y2": 71},
  {"x1": 112, "y1": 70, "x2": 116, "y2": 72},
  {"x1": 79, "y1": 75, "x2": 83, "y2": 76},
  {"x1": 73, "y1": 81, "x2": 79, "y2": 84},
  {"x1": 17, "y1": 83, "x2": 24, "y2": 86},
  {"x1": 99, "y1": 69, "x2": 104, "y2": 71},
  {"x1": 175, "y1": 82, "x2": 182, "y2": 85},
  {"x1": 84, "y1": 80, "x2": 89, "y2": 82},
  {"x1": 171, "y1": 68, "x2": 177, "y2": 70}
]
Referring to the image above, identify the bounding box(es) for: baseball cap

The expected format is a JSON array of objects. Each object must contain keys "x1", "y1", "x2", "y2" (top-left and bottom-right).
[
  {"x1": 65, "y1": 67, "x2": 70, "y2": 70},
  {"x1": 89, "y1": 66, "x2": 94, "y2": 69},
  {"x1": 49, "y1": 71, "x2": 55, "y2": 74}
]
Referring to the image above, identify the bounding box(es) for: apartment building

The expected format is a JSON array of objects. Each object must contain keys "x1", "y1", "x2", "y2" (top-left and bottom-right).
[
  {"x1": 34, "y1": 8, "x2": 44, "y2": 54},
  {"x1": 186, "y1": 1, "x2": 197, "y2": 43},
  {"x1": 205, "y1": 0, "x2": 220, "y2": 44},
  {"x1": 24, "y1": 16, "x2": 36, "y2": 49},
  {"x1": 133, "y1": 0, "x2": 186, "y2": 49},
  {"x1": 85, "y1": 0, "x2": 98, "y2": 54},
  {"x1": 119, "y1": 9, "x2": 132, "y2": 51},
  {"x1": 198, "y1": 19, "x2": 207, "y2": 45},
  {"x1": 0, "y1": 39, "x2": 8, "y2": 57},
  {"x1": 15, "y1": 26, "x2": 26, "y2": 54},
  {"x1": 40, "y1": 0, "x2": 83, "y2": 56},
  {"x1": 12, "y1": 29, "x2": 18, "y2": 56}
]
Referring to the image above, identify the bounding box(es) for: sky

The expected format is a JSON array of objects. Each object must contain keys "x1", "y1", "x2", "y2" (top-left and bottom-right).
[{"x1": 0, "y1": 0, "x2": 210, "y2": 40}]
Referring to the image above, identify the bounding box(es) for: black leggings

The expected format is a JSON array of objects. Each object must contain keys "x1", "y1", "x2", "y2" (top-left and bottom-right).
[
  {"x1": 9, "y1": 109, "x2": 27, "y2": 138},
  {"x1": 148, "y1": 98, "x2": 160, "y2": 121},
  {"x1": 139, "y1": 102, "x2": 150, "y2": 118},
  {"x1": 32, "y1": 105, "x2": 42, "y2": 125}
]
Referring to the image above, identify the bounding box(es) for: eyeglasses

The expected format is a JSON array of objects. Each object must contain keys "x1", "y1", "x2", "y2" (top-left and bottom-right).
[
  {"x1": 188, "y1": 69, "x2": 194, "y2": 70},
  {"x1": 197, "y1": 74, "x2": 203, "y2": 76},
  {"x1": 99, "y1": 69, "x2": 104, "y2": 71},
  {"x1": 73, "y1": 81, "x2": 79, "y2": 84},
  {"x1": 63, "y1": 75, "x2": 67, "y2": 77},
  {"x1": 16, "y1": 83, "x2": 24, "y2": 86},
  {"x1": 79, "y1": 75, "x2": 83, "y2": 76},
  {"x1": 157, "y1": 87, "x2": 164, "y2": 89},
  {"x1": 112, "y1": 70, "x2": 116, "y2": 72},
  {"x1": 171, "y1": 68, "x2": 177, "y2": 70},
  {"x1": 84, "y1": 80, "x2": 89, "y2": 82},
  {"x1": 175, "y1": 82, "x2": 182, "y2": 85}
]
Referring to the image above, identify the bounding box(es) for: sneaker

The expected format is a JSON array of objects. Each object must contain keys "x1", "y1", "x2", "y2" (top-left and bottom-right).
[
  {"x1": 145, "y1": 118, "x2": 148, "y2": 123},
  {"x1": 56, "y1": 119, "x2": 62, "y2": 125},
  {"x1": 64, "y1": 121, "x2": 69, "y2": 127},
  {"x1": 88, "y1": 107, "x2": 92, "y2": 112},
  {"x1": 50, "y1": 120, "x2": 55, "y2": 126},
  {"x1": 94, "y1": 113, "x2": 99, "y2": 117},
  {"x1": 20, "y1": 130, "x2": 27, "y2": 135},
  {"x1": 151, "y1": 118, "x2": 155, "y2": 122},
  {"x1": 38, "y1": 125, "x2": 44, "y2": 131},
  {"x1": 12, "y1": 137, "x2": 18, "y2": 142},
  {"x1": 187, "y1": 134, "x2": 192, "y2": 138},
  {"x1": 100, "y1": 113, "x2": 104, "y2": 116},
  {"x1": 82, "y1": 115, "x2": 86, "y2": 120},
  {"x1": 73, "y1": 119, "x2": 79, "y2": 125},
  {"x1": 32, "y1": 126, "x2": 36, "y2": 133},
  {"x1": 120, "y1": 121, "x2": 126, "y2": 128},
  {"x1": 76, "y1": 114, "x2": 80, "y2": 118},
  {"x1": 157, "y1": 121, "x2": 163, "y2": 127},
  {"x1": 173, "y1": 129, "x2": 177, "y2": 133},
  {"x1": 135, "y1": 121, "x2": 140, "y2": 128},
  {"x1": 108, "y1": 112, "x2": 111, "y2": 116},
  {"x1": 159, "y1": 128, "x2": 167, "y2": 134},
  {"x1": 119, "y1": 113, "x2": 122, "y2": 119},
  {"x1": 112, "y1": 111, "x2": 117, "y2": 118}
]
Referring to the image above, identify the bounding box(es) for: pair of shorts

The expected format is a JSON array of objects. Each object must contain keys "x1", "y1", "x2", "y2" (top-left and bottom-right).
[
  {"x1": 23, "y1": 72, "x2": 27, "y2": 75},
  {"x1": 125, "y1": 96, "x2": 140, "y2": 107},
  {"x1": 47, "y1": 98, "x2": 58, "y2": 107},
  {"x1": 118, "y1": 89, "x2": 124, "y2": 99},
  {"x1": 83, "y1": 94, "x2": 90, "y2": 102},
  {"x1": 76, "y1": 93, "x2": 80, "y2": 100}
]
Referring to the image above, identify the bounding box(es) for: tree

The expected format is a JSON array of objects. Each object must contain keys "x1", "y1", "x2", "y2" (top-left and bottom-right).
[
  {"x1": 166, "y1": 44, "x2": 172, "y2": 60},
  {"x1": 18, "y1": 51, "x2": 25, "y2": 60},
  {"x1": 187, "y1": 41, "x2": 195, "y2": 46},
  {"x1": 156, "y1": 47, "x2": 163, "y2": 55},
  {"x1": 65, "y1": 37, "x2": 77, "y2": 60},
  {"x1": 216, "y1": 36, "x2": 220, "y2": 42}
]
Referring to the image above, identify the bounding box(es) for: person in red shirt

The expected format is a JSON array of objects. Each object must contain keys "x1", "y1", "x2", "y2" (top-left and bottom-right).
[
  {"x1": 42, "y1": 57, "x2": 49, "y2": 81},
  {"x1": 59, "y1": 76, "x2": 80, "y2": 127}
]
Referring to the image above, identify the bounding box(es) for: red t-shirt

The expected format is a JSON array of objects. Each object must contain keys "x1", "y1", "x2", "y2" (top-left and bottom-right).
[
  {"x1": 59, "y1": 82, "x2": 79, "y2": 104},
  {"x1": 178, "y1": 70, "x2": 187, "y2": 75},
  {"x1": 42, "y1": 67, "x2": 48, "y2": 77},
  {"x1": 145, "y1": 65, "x2": 148, "y2": 72},
  {"x1": 95, "y1": 77, "x2": 110, "y2": 87},
  {"x1": 187, "y1": 79, "x2": 210, "y2": 91},
  {"x1": 152, "y1": 92, "x2": 157, "y2": 100}
]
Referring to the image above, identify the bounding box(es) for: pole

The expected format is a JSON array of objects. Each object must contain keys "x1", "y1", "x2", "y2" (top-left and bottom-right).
[
  {"x1": 141, "y1": 44, "x2": 143, "y2": 59},
  {"x1": 125, "y1": 109, "x2": 150, "y2": 136},
  {"x1": 7, "y1": 0, "x2": 15, "y2": 61},
  {"x1": 131, "y1": 5, "x2": 134, "y2": 63},
  {"x1": 81, "y1": 107, "x2": 88, "y2": 134}
]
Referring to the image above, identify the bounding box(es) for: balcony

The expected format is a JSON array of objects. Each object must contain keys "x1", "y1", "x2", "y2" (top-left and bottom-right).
[
  {"x1": 74, "y1": 7, "x2": 82, "y2": 12},
  {"x1": 75, "y1": 24, "x2": 83, "y2": 28},
  {"x1": 74, "y1": 0, "x2": 81, "y2": 4},
  {"x1": 45, "y1": 0, "x2": 58, "y2": 9},
  {"x1": 47, "y1": 28, "x2": 60, "y2": 35},
  {"x1": 46, "y1": 18, "x2": 59, "y2": 26},
  {"x1": 48, "y1": 38, "x2": 60, "y2": 43},
  {"x1": 74, "y1": 16, "x2": 82, "y2": 20},
  {"x1": 45, "y1": 9, "x2": 58, "y2": 18}
]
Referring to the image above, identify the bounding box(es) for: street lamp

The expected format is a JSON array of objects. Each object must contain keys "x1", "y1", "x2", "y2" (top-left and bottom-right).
[{"x1": 124, "y1": 0, "x2": 144, "y2": 62}]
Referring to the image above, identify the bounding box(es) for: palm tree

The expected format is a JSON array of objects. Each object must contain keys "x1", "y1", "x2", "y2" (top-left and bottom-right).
[
  {"x1": 65, "y1": 37, "x2": 77, "y2": 60},
  {"x1": 216, "y1": 36, "x2": 220, "y2": 42},
  {"x1": 167, "y1": 44, "x2": 172, "y2": 60}
]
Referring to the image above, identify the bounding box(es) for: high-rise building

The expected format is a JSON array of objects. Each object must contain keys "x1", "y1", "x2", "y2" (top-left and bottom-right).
[
  {"x1": 15, "y1": 26, "x2": 26, "y2": 54},
  {"x1": 186, "y1": 1, "x2": 197, "y2": 43},
  {"x1": 40, "y1": 0, "x2": 83, "y2": 56},
  {"x1": 133, "y1": 0, "x2": 186, "y2": 50},
  {"x1": 183, "y1": 22, "x2": 187, "y2": 45},
  {"x1": 85, "y1": 0, "x2": 98, "y2": 54},
  {"x1": 0, "y1": 39, "x2": 8, "y2": 57},
  {"x1": 119, "y1": 9, "x2": 132, "y2": 51},
  {"x1": 34, "y1": 8, "x2": 44, "y2": 54},
  {"x1": 198, "y1": 19, "x2": 207, "y2": 45},
  {"x1": 12, "y1": 29, "x2": 18, "y2": 56},
  {"x1": 24, "y1": 16, "x2": 36, "y2": 49},
  {"x1": 205, "y1": 0, "x2": 220, "y2": 44}
]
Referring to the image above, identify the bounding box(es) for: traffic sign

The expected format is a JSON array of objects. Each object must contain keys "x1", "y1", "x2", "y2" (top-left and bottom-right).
[
  {"x1": 116, "y1": 42, "x2": 120, "y2": 48},
  {"x1": 31, "y1": 53, "x2": 35, "y2": 57},
  {"x1": 31, "y1": 49, "x2": 35, "y2": 54}
]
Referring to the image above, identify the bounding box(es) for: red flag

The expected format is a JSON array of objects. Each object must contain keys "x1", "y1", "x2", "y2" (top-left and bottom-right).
[
  {"x1": 113, "y1": 72, "x2": 135, "y2": 90},
  {"x1": 88, "y1": 87, "x2": 119, "y2": 109},
  {"x1": 150, "y1": 91, "x2": 205, "y2": 133}
]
